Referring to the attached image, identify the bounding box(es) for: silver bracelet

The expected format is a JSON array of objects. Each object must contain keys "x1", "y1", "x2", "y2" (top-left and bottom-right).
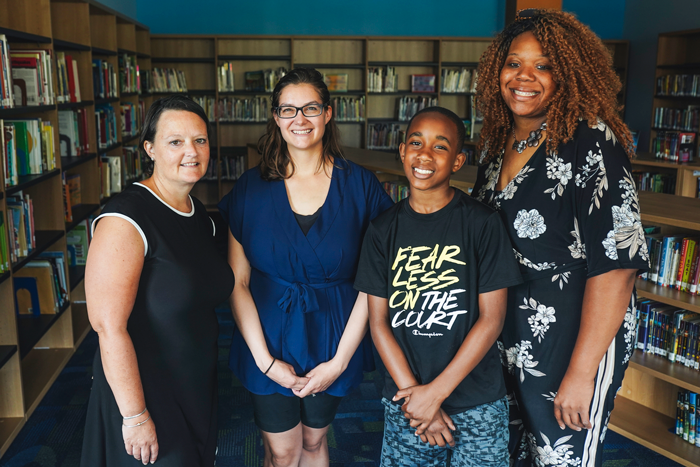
[
  {"x1": 123, "y1": 407, "x2": 147, "y2": 420},
  {"x1": 123, "y1": 415, "x2": 151, "y2": 428}
]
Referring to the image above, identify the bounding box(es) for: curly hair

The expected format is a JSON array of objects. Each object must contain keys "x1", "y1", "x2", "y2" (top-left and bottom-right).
[{"x1": 475, "y1": 9, "x2": 635, "y2": 163}]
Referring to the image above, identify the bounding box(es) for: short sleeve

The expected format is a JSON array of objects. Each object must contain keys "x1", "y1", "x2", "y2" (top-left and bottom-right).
[
  {"x1": 354, "y1": 222, "x2": 389, "y2": 298},
  {"x1": 364, "y1": 168, "x2": 394, "y2": 221},
  {"x1": 477, "y1": 211, "x2": 523, "y2": 293},
  {"x1": 572, "y1": 122, "x2": 650, "y2": 277},
  {"x1": 218, "y1": 171, "x2": 249, "y2": 243}
]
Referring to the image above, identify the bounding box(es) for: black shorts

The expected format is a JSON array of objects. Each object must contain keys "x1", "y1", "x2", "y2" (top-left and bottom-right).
[{"x1": 250, "y1": 391, "x2": 343, "y2": 433}]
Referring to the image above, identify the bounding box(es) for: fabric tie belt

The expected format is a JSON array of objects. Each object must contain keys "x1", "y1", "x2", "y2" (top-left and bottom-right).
[{"x1": 254, "y1": 268, "x2": 350, "y2": 371}]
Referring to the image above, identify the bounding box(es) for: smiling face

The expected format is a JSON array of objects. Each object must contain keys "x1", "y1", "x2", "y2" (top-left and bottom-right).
[
  {"x1": 274, "y1": 83, "x2": 332, "y2": 154},
  {"x1": 500, "y1": 31, "x2": 557, "y2": 122},
  {"x1": 399, "y1": 112, "x2": 466, "y2": 194},
  {"x1": 144, "y1": 109, "x2": 209, "y2": 186}
]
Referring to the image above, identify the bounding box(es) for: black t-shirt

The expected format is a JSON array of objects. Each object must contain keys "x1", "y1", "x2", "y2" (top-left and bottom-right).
[{"x1": 354, "y1": 189, "x2": 522, "y2": 413}]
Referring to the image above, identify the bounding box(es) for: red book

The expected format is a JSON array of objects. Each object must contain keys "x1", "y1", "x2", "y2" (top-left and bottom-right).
[
  {"x1": 65, "y1": 55, "x2": 76, "y2": 103},
  {"x1": 677, "y1": 238, "x2": 690, "y2": 290},
  {"x1": 690, "y1": 251, "x2": 700, "y2": 295}
]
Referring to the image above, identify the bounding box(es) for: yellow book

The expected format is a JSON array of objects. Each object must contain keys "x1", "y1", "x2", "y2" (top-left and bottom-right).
[{"x1": 682, "y1": 239, "x2": 697, "y2": 291}]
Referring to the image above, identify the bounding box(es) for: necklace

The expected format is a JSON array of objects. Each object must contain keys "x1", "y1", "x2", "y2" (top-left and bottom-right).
[{"x1": 512, "y1": 122, "x2": 546, "y2": 154}]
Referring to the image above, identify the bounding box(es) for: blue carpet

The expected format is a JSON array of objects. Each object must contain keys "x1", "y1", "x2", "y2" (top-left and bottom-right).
[{"x1": 0, "y1": 307, "x2": 685, "y2": 466}]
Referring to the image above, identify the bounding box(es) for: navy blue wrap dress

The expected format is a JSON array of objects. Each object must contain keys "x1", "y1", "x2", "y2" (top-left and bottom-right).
[{"x1": 218, "y1": 158, "x2": 393, "y2": 397}]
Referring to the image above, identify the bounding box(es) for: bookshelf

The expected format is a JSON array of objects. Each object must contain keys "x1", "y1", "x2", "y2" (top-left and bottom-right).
[
  {"x1": 0, "y1": 0, "x2": 149, "y2": 457},
  {"x1": 151, "y1": 35, "x2": 628, "y2": 207}
]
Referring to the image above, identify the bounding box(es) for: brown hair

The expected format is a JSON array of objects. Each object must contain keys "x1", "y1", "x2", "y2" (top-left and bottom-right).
[
  {"x1": 475, "y1": 9, "x2": 635, "y2": 163},
  {"x1": 257, "y1": 68, "x2": 344, "y2": 181}
]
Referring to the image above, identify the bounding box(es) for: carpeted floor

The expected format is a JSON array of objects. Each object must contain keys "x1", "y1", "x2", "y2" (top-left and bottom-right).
[{"x1": 0, "y1": 307, "x2": 684, "y2": 467}]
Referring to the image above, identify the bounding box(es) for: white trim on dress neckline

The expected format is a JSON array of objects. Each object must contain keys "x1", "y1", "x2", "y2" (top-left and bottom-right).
[{"x1": 133, "y1": 182, "x2": 195, "y2": 217}]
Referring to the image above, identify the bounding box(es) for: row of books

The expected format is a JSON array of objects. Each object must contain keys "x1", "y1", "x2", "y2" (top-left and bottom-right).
[
  {"x1": 654, "y1": 106, "x2": 700, "y2": 132},
  {"x1": 121, "y1": 101, "x2": 145, "y2": 138},
  {"x1": 66, "y1": 220, "x2": 92, "y2": 267},
  {"x1": 657, "y1": 74, "x2": 700, "y2": 97},
  {"x1": 62, "y1": 172, "x2": 81, "y2": 223},
  {"x1": 331, "y1": 96, "x2": 364, "y2": 122},
  {"x1": 0, "y1": 36, "x2": 12, "y2": 108},
  {"x1": 151, "y1": 68, "x2": 187, "y2": 93},
  {"x1": 367, "y1": 123, "x2": 401, "y2": 150},
  {"x1": 56, "y1": 52, "x2": 82, "y2": 104},
  {"x1": 676, "y1": 391, "x2": 700, "y2": 448},
  {"x1": 652, "y1": 131, "x2": 696, "y2": 162},
  {"x1": 2, "y1": 118, "x2": 57, "y2": 186},
  {"x1": 635, "y1": 300, "x2": 700, "y2": 369},
  {"x1": 640, "y1": 235, "x2": 700, "y2": 293},
  {"x1": 397, "y1": 96, "x2": 438, "y2": 122},
  {"x1": 14, "y1": 251, "x2": 68, "y2": 315},
  {"x1": 123, "y1": 145, "x2": 143, "y2": 183},
  {"x1": 218, "y1": 96, "x2": 268, "y2": 122},
  {"x1": 192, "y1": 96, "x2": 216, "y2": 121},
  {"x1": 0, "y1": 212, "x2": 9, "y2": 273},
  {"x1": 632, "y1": 171, "x2": 677, "y2": 194},
  {"x1": 382, "y1": 181, "x2": 409, "y2": 203},
  {"x1": 95, "y1": 104, "x2": 118, "y2": 149},
  {"x1": 463, "y1": 146, "x2": 476, "y2": 166},
  {"x1": 244, "y1": 68, "x2": 287, "y2": 93},
  {"x1": 441, "y1": 68, "x2": 477, "y2": 94},
  {"x1": 222, "y1": 155, "x2": 245, "y2": 181},
  {"x1": 92, "y1": 59, "x2": 118, "y2": 100},
  {"x1": 10, "y1": 48, "x2": 55, "y2": 107},
  {"x1": 368, "y1": 67, "x2": 398, "y2": 93},
  {"x1": 118, "y1": 54, "x2": 139, "y2": 94},
  {"x1": 6, "y1": 192, "x2": 35, "y2": 263},
  {"x1": 99, "y1": 155, "x2": 122, "y2": 198},
  {"x1": 58, "y1": 109, "x2": 90, "y2": 157}
]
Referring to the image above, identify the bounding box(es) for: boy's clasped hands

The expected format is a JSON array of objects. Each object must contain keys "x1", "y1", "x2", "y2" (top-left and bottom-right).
[{"x1": 394, "y1": 384, "x2": 456, "y2": 447}]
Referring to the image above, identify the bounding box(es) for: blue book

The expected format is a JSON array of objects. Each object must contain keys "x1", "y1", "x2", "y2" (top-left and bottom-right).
[{"x1": 13, "y1": 276, "x2": 40, "y2": 316}]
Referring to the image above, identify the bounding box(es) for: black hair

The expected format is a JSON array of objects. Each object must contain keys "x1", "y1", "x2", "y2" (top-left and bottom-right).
[
  {"x1": 258, "y1": 67, "x2": 343, "y2": 181},
  {"x1": 405, "y1": 106, "x2": 466, "y2": 152},
  {"x1": 140, "y1": 95, "x2": 211, "y2": 175}
]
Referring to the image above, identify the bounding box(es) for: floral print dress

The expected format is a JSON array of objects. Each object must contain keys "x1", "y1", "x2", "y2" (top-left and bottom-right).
[{"x1": 473, "y1": 120, "x2": 649, "y2": 467}]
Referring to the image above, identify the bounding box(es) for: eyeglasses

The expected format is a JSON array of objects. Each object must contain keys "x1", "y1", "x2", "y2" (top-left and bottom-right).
[{"x1": 273, "y1": 103, "x2": 327, "y2": 119}]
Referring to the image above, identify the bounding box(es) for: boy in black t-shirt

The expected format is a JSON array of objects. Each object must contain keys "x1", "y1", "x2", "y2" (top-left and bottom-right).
[{"x1": 354, "y1": 107, "x2": 522, "y2": 466}]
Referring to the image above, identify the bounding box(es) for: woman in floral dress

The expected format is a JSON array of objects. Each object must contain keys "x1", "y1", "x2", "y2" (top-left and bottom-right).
[{"x1": 472, "y1": 9, "x2": 649, "y2": 467}]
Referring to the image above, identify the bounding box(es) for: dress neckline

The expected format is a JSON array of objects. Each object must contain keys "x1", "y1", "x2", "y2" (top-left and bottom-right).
[
  {"x1": 494, "y1": 143, "x2": 546, "y2": 194},
  {"x1": 133, "y1": 182, "x2": 195, "y2": 217}
]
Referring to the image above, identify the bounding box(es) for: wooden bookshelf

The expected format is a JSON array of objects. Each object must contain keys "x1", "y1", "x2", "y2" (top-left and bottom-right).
[{"x1": 0, "y1": 0, "x2": 150, "y2": 458}]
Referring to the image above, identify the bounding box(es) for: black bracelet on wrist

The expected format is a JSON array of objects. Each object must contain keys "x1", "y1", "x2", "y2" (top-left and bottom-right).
[{"x1": 264, "y1": 358, "x2": 276, "y2": 375}]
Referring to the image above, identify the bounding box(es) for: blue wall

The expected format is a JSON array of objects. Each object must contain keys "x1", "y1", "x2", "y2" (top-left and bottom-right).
[
  {"x1": 98, "y1": 0, "x2": 138, "y2": 20},
  {"x1": 136, "y1": 0, "x2": 504, "y2": 36},
  {"x1": 563, "y1": 0, "x2": 626, "y2": 39}
]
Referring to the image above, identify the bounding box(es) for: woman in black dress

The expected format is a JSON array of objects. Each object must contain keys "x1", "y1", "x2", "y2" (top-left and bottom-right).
[
  {"x1": 472, "y1": 10, "x2": 648, "y2": 467},
  {"x1": 81, "y1": 96, "x2": 234, "y2": 466}
]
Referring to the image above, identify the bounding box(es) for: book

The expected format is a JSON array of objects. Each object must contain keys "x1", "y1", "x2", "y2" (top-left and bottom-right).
[
  {"x1": 323, "y1": 74, "x2": 348, "y2": 92},
  {"x1": 330, "y1": 95, "x2": 364, "y2": 122},
  {"x1": 397, "y1": 96, "x2": 437, "y2": 121},
  {"x1": 66, "y1": 173, "x2": 81, "y2": 206},
  {"x1": 14, "y1": 260, "x2": 60, "y2": 314},
  {"x1": 67, "y1": 222, "x2": 90, "y2": 266},
  {"x1": 217, "y1": 96, "x2": 268, "y2": 122},
  {"x1": 367, "y1": 66, "x2": 397, "y2": 93},
  {"x1": 410, "y1": 74, "x2": 436, "y2": 93},
  {"x1": 0, "y1": 35, "x2": 15, "y2": 108}
]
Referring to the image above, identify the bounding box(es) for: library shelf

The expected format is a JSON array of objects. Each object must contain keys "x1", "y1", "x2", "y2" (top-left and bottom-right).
[
  {"x1": 117, "y1": 47, "x2": 137, "y2": 55},
  {"x1": 94, "y1": 97, "x2": 120, "y2": 105},
  {"x1": 336, "y1": 121, "x2": 364, "y2": 124},
  {"x1": 657, "y1": 63, "x2": 700, "y2": 70},
  {"x1": 152, "y1": 90, "x2": 215, "y2": 96},
  {"x1": 441, "y1": 61, "x2": 480, "y2": 68},
  {"x1": 0, "y1": 271, "x2": 9, "y2": 286},
  {"x1": 628, "y1": 351, "x2": 700, "y2": 393},
  {"x1": 69, "y1": 266, "x2": 85, "y2": 292},
  {"x1": 17, "y1": 300, "x2": 71, "y2": 358},
  {"x1": 136, "y1": 53, "x2": 150, "y2": 59},
  {"x1": 66, "y1": 204, "x2": 100, "y2": 232},
  {"x1": 0, "y1": 105, "x2": 56, "y2": 118},
  {"x1": 5, "y1": 169, "x2": 61, "y2": 195},
  {"x1": 218, "y1": 91, "x2": 272, "y2": 96},
  {"x1": 57, "y1": 100, "x2": 95, "y2": 110},
  {"x1": 633, "y1": 152, "x2": 700, "y2": 170},
  {"x1": 368, "y1": 92, "x2": 438, "y2": 96},
  {"x1": 71, "y1": 302, "x2": 91, "y2": 347},
  {"x1": 150, "y1": 57, "x2": 214, "y2": 63},
  {"x1": 61, "y1": 153, "x2": 98, "y2": 171},
  {"x1": 367, "y1": 61, "x2": 439, "y2": 67},
  {"x1": 97, "y1": 142, "x2": 122, "y2": 155},
  {"x1": 52, "y1": 39, "x2": 91, "y2": 51},
  {"x1": 218, "y1": 55, "x2": 290, "y2": 61},
  {"x1": 609, "y1": 396, "x2": 700, "y2": 467},
  {"x1": 99, "y1": 194, "x2": 114, "y2": 206},
  {"x1": 330, "y1": 90, "x2": 366, "y2": 95},
  {"x1": 0, "y1": 345, "x2": 17, "y2": 370},
  {"x1": 91, "y1": 46, "x2": 117, "y2": 56},
  {"x1": 636, "y1": 279, "x2": 700, "y2": 314},
  {"x1": 219, "y1": 121, "x2": 267, "y2": 125},
  {"x1": 638, "y1": 191, "x2": 700, "y2": 230},
  {"x1": 10, "y1": 230, "x2": 65, "y2": 273},
  {"x1": 654, "y1": 94, "x2": 700, "y2": 101},
  {"x1": 21, "y1": 347, "x2": 74, "y2": 417},
  {"x1": 441, "y1": 92, "x2": 475, "y2": 96},
  {"x1": 367, "y1": 118, "x2": 410, "y2": 124},
  {"x1": 293, "y1": 63, "x2": 366, "y2": 69},
  {"x1": 0, "y1": 418, "x2": 24, "y2": 459},
  {"x1": 140, "y1": 92, "x2": 153, "y2": 97},
  {"x1": 120, "y1": 92, "x2": 138, "y2": 97},
  {"x1": 652, "y1": 126, "x2": 696, "y2": 133},
  {"x1": 122, "y1": 133, "x2": 140, "y2": 145},
  {"x1": 0, "y1": 27, "x2": 51, "y2": 43}
]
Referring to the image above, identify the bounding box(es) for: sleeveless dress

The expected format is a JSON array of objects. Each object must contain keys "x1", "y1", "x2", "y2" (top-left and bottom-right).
[
  {"x1": 81, "y1": 183, "x2": 234, "y2": 467},
  {"x1": 472, "y1": 121, "x2": 649, "y2": 467}
]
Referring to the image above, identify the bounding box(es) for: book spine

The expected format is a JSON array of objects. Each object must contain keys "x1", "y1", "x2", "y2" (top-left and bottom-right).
[{"x1": 677, "y1": 239, "x2": 690, "y2": 289}]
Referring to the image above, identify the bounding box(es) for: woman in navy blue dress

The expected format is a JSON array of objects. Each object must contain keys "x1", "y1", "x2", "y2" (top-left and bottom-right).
[{"x1": 219, "y1": 68, "x2": 393, "y2": 467}]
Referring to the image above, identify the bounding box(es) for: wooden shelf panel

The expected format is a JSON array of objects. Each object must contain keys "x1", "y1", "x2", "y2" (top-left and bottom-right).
[
  {"x1": 368, "y1": 61, "x2": 439, "y2": 67},
  {"x1": 0, "y1": 105, "x2": 56, "y2": 118},
  {"x1": 61, "y1": 153, "x2": 98, "y2": 171},
  {"x1": 0, "y1": 27, "x2": 51, "y2": 43},
  {"x1": 69, "y1": 266, "x2": 85, "y2": 292},
  {"x1": 0, "y1": 345, "x2": 17, "y2": 370},
  {"x1": 97, "y1": 142, "x2": 122, "y2": 155},
  {"x1": 629, "y1": 350, "x2": 700, "y2": 393},
  {"x1": 151, "y1": 57, "x2": 214, "y2": 63},
  {"x1": 639, "y1": 191, "x2": 700, "y2": 230},
  {"x1": 11, "y1": 230, "x2": 65, "y2": 273},
  {"x1": 95, "y1": 97, "x2": 120, "y2": 105},
  {"x1": 122, "y1": 134, "x2": 139, "y2": 145},
  {"x1": 633, "y1": 152, "x2": 700, "y2": 170},
  {"x1": 5, "y1": 169, "x2": 60, "y2": 195},
  {"x1": 0, "y1": 417, "x2": 24, "y2": 459},
  {"x1": 66, "y1": 204, "x2": 100, "y2": 232},
  {"x1": 91, "y1": 46, "x2": 117, "y2": 56},
  {"x1": 0, "y1": 271, "x2": 9, "y2": 286},
  {"x1": 117, "y1": 47, "x2": 137, "y2": 55},
  {"x1": 368, "y1": 92, "x2": 438, "y2": 96},
  {"x1": 17, "y1": 301, "x2": 70, "y2": 359},
  {"x1": 218, "y1": 55, "x2": 290, "y2": 61},
  {"x1": 52, "y1": 39, "x2": 91, "y2": 51},
  {"x1": 294, "y1": 63, "x2": 365, "y2": 69},
  {"x1": 441, "y1": 61, "x2": 480, "y2": 67},
  {"x1": 71, "y1": 303, "x2": 90, "y2": 347},
  {"x1": 636, "y1": 279, "x2": 700, "y2": 313},
  {"x1": 21, "y1": 348, "x2": 73, "y2": 416},
  {"x1": 120, "y1": 92, "x2": 138, "y2": 98},
  {"x1": 609, "y1": 396, "x2": 700, "y2": 467},
  {"x1": 57, "y1": 100, "x2": 94, "y2": 110}
]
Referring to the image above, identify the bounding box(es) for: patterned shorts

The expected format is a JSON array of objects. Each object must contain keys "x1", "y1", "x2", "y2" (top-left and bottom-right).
[{"x1": 380, "y1": 397, "x2": 509, "y2": 467}]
